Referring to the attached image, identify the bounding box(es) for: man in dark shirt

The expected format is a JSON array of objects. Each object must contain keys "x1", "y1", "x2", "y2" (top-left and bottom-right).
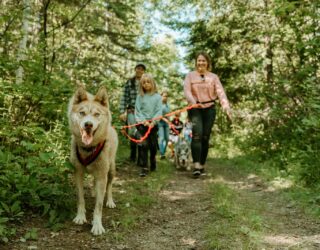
[{"x1": 119, "y1": 63, "x2": 146, "y2": 162}]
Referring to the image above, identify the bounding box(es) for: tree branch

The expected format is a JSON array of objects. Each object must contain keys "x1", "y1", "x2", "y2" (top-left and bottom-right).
[{"x1": 47, "y1": 0, "x2": 92, "y2": 34}]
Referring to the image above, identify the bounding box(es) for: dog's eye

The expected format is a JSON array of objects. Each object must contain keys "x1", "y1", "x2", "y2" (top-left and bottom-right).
[
  {"x1": 79, "y1": 111, "x2": 85, "y2": 116},
  {"x1": 94, "y1": 113, "x2": 100, "y2": 117}
]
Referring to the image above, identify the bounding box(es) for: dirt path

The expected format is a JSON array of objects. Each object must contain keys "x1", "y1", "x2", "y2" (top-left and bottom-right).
[
  {"x1": 123, "y1": 171, "x2": 212, "y2": 250},
  {"x1": 5, "y1": 160, "x2": 320, "y2": 249},
  {"x1": 209, "y1": 163, "x2": 320, "y2": 249},
  {"x1": 121, "y1": 163, "x2": 320, "y2": 250}
]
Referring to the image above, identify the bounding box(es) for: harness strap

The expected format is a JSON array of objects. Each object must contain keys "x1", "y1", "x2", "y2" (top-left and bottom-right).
[{"x1": 76, "y1": 140, "x2": 106, "y2": 166}]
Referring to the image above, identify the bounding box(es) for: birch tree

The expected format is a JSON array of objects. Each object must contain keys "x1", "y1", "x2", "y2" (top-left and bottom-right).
[{"x1": 15, "y1": 0, "x2": 30, "y2": 84}]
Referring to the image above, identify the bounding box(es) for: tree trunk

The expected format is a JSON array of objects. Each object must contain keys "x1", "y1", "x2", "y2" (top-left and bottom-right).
[
  {"x1": 15, "y1": 0, "x2": 30, "y2": 84},
  {"x1": 265, "y1": 35, "x2": 273, "y2": 85},
  {"x1": 42, "y1": 0, "x2": 50, "y2": 85},
  {"x1": 264, "y1": 0, "x2": 273, "y2": 86}
]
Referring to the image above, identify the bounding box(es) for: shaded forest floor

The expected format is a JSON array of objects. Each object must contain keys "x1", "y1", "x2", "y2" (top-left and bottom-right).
[{"x1": 4, "y1": 154, "x2": 320, "y2": 250}]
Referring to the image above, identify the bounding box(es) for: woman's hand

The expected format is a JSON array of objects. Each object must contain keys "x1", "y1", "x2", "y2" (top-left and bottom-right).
[
  {"x1": 192, "y1": 103, "x2": 203, "y2": 109},
  {"x1": 144, "y1": 121, "x2": 155, "y2": 128},
  {"x1": 225, "y1": 109, "x2": 232, "y2": 123},
  {"x1": 162, "y1": 117, "x2": 170, "y2": 124},
  {"x1": 120, "y1": 112, "x2": 127, "y2": 122}
]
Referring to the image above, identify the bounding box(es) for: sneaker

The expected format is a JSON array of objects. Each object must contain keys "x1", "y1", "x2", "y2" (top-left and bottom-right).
[
  {"x1": 193, "y1": 169, "x2": 201, "y2": 178},
  {"x1": 139, "y1": 168, "x2": 148, "y2": 177},
  {"x1": 150, "y1": 164, "x2": 156, "y2": 172},
  {"x1": 160, "y1": 155, "x2": 166, "y2": 160},
  {"x1": 200, "y1": 169, "x2": 206, "y2": 176}
]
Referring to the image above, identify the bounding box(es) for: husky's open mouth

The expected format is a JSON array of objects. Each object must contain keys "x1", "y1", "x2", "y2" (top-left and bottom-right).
[{"x1": 80, "y1": 128, "x2": 95, "y2": 145}]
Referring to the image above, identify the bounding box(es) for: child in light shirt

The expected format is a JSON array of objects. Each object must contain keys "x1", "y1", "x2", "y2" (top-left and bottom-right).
[{"x1": 135, "y1": 74, "x2": 162, "y2": 177}]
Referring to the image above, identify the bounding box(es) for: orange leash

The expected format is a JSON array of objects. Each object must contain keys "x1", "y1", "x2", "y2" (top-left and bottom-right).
[
  {"x1": 122, "y1": 125, "x2": 152, "y2": 143},
  {"x1": 120, "y1": 103, "x2": 199, "y2": 142}
]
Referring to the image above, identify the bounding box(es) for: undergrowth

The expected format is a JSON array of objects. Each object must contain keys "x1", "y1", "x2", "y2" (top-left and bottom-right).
[
  {"x1": 0, "y1": 121, "x2": 74, "y2": 243},
  {"x1": 210, "y1": 132, "x2": 320, "y2": 220}
]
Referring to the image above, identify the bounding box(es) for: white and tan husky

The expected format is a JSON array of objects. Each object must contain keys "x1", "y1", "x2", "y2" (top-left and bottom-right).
[{"x1": 68, "y1": 86, "x2": 118, "y2": 235}]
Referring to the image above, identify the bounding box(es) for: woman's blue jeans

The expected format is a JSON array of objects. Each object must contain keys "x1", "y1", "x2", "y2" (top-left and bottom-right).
[
  {"x1": 158, "y1": 122, "x2": 170, "y2": 156},
  {"x1": 188, "y1": 105, "x2": 216, "y2": 165}
]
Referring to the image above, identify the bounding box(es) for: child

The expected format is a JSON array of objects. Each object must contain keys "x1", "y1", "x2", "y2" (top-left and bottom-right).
[
  {"x1": 183, "y1": 117, "x2": 192, "y2": 143},
  {"x1": 158, "y1": 91, "x2": 171, "y2": 159},
  {"x1": 135, "y1": 74, "x2": 162, "y2": 177},
  {"x1": 168, "y1": 112, "x2": 184, "y2": 158}
]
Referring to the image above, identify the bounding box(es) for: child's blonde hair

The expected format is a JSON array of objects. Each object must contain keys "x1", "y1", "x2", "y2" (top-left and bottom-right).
[{"x1": 139, "y1": 73, "x2": 157, "y2": 96}]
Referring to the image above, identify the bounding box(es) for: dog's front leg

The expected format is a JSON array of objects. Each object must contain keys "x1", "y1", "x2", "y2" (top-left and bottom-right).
[
  {"x1": 175, "y1": 153, "x2": 181, "y2": 169},
  {"x1": 73, "y1": 168, "x2": 87, "y2": 224},
  {"x1": 91, "y1": 176, "x2": 107, "y2": 235},
  {"x1": 106, "y1": 165, "x2": 116, "y2": 208}
]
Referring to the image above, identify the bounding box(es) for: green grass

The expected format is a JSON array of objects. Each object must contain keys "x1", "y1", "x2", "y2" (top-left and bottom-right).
[
  {"x1": 109, "y1": 143, "x2": 175, "y2": 236},
  {"x1": 211, "y1": 152, "x2": 320, "y2": 220},
  {"x1": 211, "y1": 132, "x2": 320, "y2": 220},
  {"x1": 282, "y1": 186, "x2": 320, "y2": 217},
  {"x1": 204, "y1": 183, "x2": 265, "y2": 249}
]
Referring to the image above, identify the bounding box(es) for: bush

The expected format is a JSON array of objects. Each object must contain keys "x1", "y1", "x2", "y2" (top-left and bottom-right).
[
  {"x1": 0, "y1": 79, "x2": 76, "y2": 242},
  {"x1": 0, "y1": 122, "x2": 75, "y2": 242}
]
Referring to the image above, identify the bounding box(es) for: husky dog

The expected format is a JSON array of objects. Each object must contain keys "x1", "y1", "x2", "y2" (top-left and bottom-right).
[
  {"x1": 68, "y1": 86, "x2": 118, "y2": 235},
  {"x1": 174, "y1": 136, "x2": 192, "y2": 171}
]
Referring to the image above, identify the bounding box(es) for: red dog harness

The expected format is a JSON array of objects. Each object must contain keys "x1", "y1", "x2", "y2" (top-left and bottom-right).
[{"x1": 76, "y1": 140, "x2": 106, "y2": 166}]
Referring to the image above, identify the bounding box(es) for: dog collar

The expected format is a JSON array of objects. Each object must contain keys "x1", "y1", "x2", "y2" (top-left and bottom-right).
[{"x1": 76, "y1": 140, "x2": 106, "y2": 166}]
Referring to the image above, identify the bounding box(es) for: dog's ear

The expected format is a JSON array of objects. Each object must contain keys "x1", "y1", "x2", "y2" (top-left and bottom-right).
[
  {"x1": 73, "y1": 87, "x2": 88, "y2": 105},
  {"x1": 94, "y1": 86, "x2": 109, "y2": 107}
]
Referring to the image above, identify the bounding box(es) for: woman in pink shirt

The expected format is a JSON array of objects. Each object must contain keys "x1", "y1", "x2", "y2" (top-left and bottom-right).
[{"x1": 184, "y1": 51, "x2": 232, "y2": 177}]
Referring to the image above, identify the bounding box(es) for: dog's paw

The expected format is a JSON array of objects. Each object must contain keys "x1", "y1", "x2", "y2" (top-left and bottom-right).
[
  {"x1": 91, "y1": 220, "x2": 105, "y2": 235},
  {"x1": 106, "y1": 199, "x2": 116, "y2": 208},
  {"x1": 73, "y1": 214, "x2": 87, "y2": 225}
]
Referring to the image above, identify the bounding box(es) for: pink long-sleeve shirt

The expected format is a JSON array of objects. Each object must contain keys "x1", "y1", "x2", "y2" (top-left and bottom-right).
[{"x1": 184, "y1": 71, "x2": 230, "y2": 110}]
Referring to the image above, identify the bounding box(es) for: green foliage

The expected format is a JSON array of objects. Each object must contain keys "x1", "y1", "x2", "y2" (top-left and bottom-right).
[
  {"x1": 162, "y1": 0, "x2": 319, "y2": 186},
  {"x1": 285, "y1": 185, "x2": 320, "y2": 217},
  {"x1": 0, "y1": 120, "x2": 75, "y2": 241},
  {"x1": 0, "y1": 0, "x2": 183, "y2": 242},
  {"x1": 0, "y1": 79, "x2": 75, "y2": 242},
  {"x1": 0, "y1": 209, "x2": 15, "y2": 243},
  {"x1": 0, "y1": 0, "x2": 319, "y2": 243},
  {"x1": 23, "y1": 228, "x2": 38, "y2": 241}
]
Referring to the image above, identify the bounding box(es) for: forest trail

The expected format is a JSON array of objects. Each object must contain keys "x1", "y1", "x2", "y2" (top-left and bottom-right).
[
  {"x1": 5, "y1": 159, "x2": 320, "y2": 250},
  {"x1": 120, "y1": 161, "x2": 320, "y2": 250}
]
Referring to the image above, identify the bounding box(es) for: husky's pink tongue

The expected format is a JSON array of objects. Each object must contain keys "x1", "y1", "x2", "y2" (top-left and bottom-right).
[{"x1": 82, "y1": 131, "x2": 93, "y2": 145}]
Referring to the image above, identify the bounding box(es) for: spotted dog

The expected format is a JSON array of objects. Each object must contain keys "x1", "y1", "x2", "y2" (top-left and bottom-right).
[{"x1": 174, "y1": 136, "x2": 192, "y2": 171}]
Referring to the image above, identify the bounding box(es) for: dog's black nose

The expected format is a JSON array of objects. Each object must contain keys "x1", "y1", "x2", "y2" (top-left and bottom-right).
[{"x1": 84, "y1": 121, "x2": 93, "y2": 129}]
